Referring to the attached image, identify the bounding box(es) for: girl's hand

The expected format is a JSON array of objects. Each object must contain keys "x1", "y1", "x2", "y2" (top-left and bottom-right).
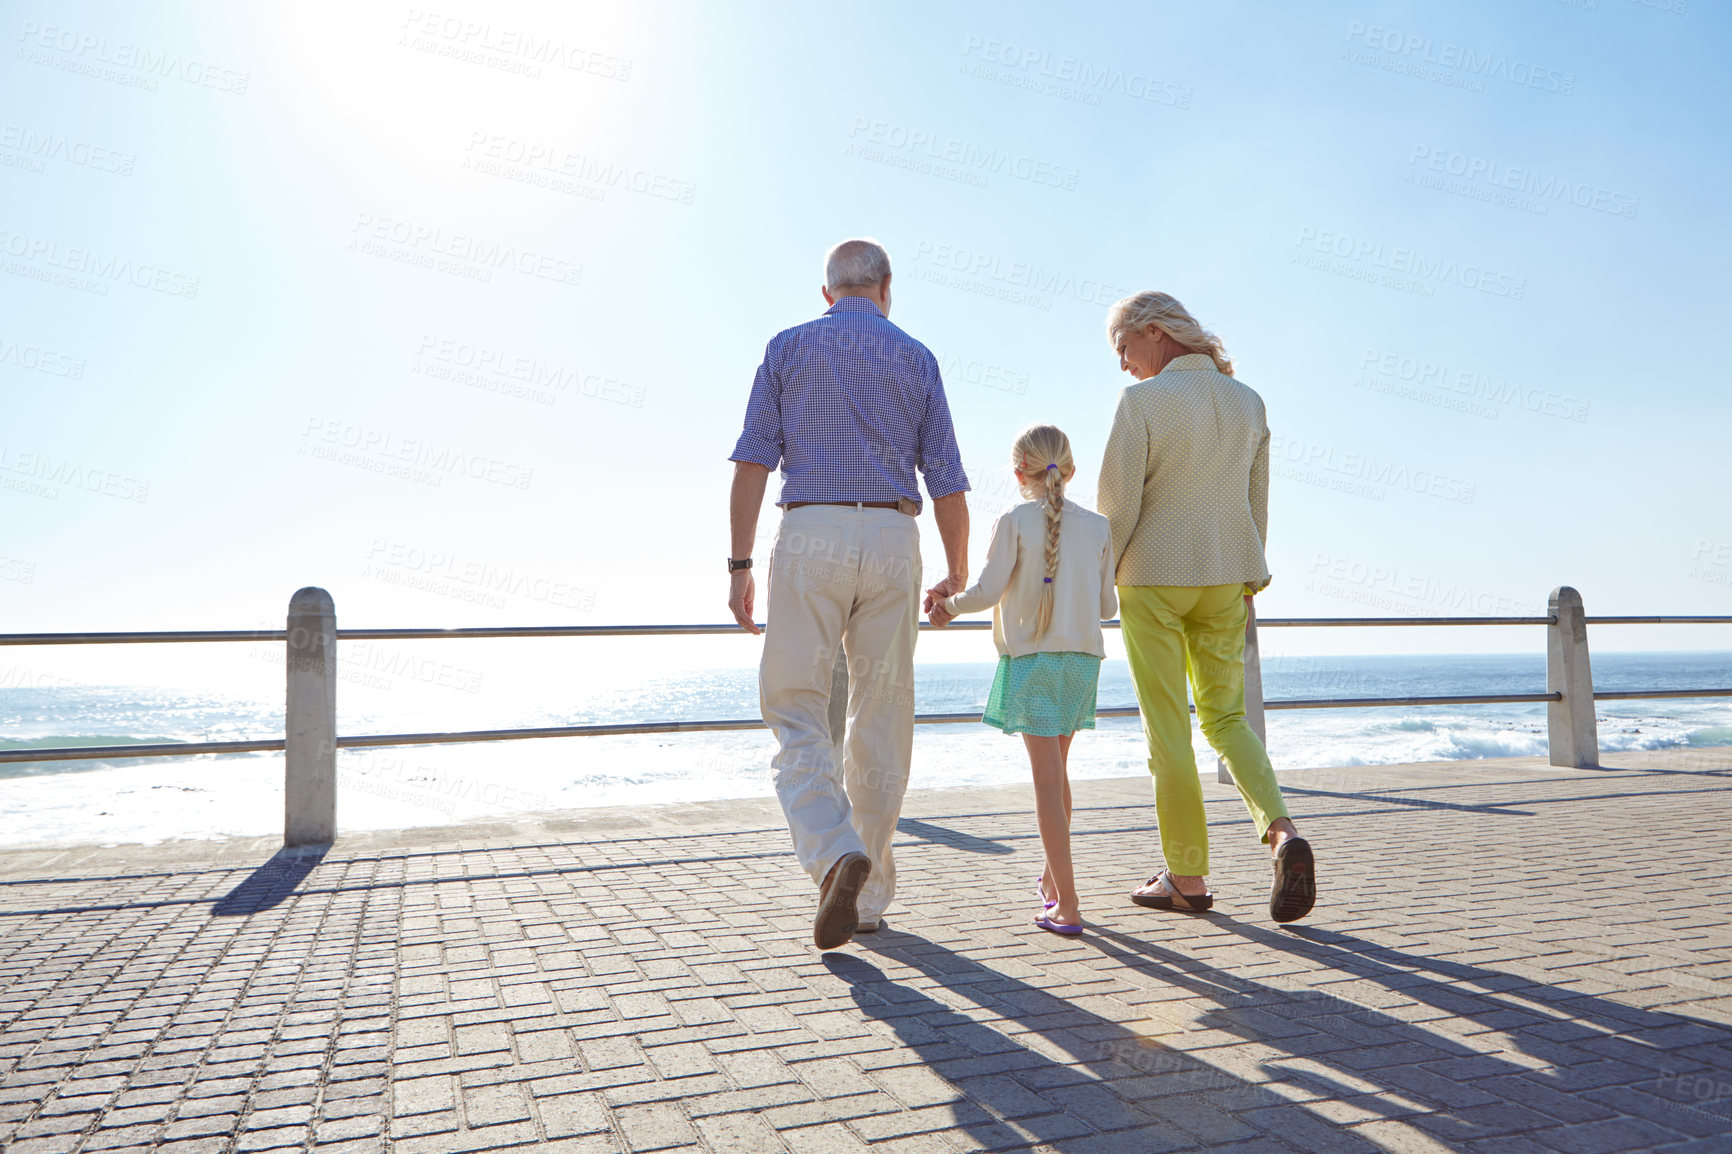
[{"x1": 928, "y1": 604, "x2": 954, "y2": 628}]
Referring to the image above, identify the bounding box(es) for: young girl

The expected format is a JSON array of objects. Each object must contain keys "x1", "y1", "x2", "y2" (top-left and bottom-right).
[{"x1": 930, "y1": 424, "x2": 1117, "y2": 935}]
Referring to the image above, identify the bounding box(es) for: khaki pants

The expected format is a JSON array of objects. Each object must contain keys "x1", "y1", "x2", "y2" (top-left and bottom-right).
[
  {"x1": 1119, "y1": 583, "x2": 1289, "y2": 877},
  {"x1": 761, "y1": 505, "x2": 921, "y2": 921}
]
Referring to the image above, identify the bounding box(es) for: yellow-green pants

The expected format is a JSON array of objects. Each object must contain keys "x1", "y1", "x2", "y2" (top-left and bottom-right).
[{"x1": 1119, "y1": 584, "x2": 1289, "y2": 876}]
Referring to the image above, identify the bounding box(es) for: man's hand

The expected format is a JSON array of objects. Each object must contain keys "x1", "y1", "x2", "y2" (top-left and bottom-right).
[
  {"x1": 729, "y1": 570, "x2": 760, "y2": 634},
  {"x1": 728, "y1": 462, "x2": 771, "y2": 635},
  {"x1": 930, "y1": 492, "x2": 969, "y2": 609}
]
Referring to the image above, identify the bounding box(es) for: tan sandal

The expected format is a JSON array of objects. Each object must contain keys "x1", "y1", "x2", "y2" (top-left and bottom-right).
[{"x1": 1130, "y1": 870, "x2": 1214, "y2": 913}]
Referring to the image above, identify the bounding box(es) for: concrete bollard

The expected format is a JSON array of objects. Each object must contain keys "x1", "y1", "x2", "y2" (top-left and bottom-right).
[
  {"x1": 285, "y1": 587, "x2": 337, "y2": 846},
  {"x1": 1547, "y1": 586, "x2": 1600, "y2": 769},
  {"x1": 829, "y1": 645, "x2": 849, "y2": 770},
  {"x1": 1220, "y1": 598, "x2": 1268, "y2": 784}
]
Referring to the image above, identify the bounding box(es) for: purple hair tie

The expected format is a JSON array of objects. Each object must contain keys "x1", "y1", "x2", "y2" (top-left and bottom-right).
[
  {"x1": 1046, "y1": 463, "x2": 1057, "y2": 470},
  {"x1": 1043, "y1": 577, "x2": 1052, "y2": 583}
]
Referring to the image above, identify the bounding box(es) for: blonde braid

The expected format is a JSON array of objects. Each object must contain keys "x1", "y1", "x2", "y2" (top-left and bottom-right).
[
  {"x1": 1037, "y1": 464, "x2": 1064, "y2": 641},
  {"x1": 1010, "y1": 424, "x2": 1075, "y2": 643}
]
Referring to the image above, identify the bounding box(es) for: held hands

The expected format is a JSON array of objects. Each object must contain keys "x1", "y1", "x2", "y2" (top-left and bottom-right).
[{"x1": 924, "y1": 572, "x2": 967, "y2": 628}]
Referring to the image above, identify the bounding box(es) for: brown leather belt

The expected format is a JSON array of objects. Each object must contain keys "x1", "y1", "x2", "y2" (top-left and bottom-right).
[{"x1": 784, "y1": 499, "x2": 914, "y2": 514}]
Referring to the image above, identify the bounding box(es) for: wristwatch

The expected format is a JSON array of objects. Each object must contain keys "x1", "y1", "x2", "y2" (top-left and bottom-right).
[{"x1": 728, "y1": 557, "x2": 752, "y2": 572}]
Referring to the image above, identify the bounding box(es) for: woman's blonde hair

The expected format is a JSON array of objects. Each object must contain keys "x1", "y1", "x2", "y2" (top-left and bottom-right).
[
  {"x1": 1011, "y1": 424, "x2": 1075, "y2": 641},
  {"x1": 1106, "y1": 291, "x2": 1234, "y2": 377}
]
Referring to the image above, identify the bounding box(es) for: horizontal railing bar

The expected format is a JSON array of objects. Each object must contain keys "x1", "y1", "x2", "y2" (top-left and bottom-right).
[
  {"x1": 7, "y1": 690, "x2": 1607, "y2": 763},
  {"x1": 0, "y1": 616, "x2": 1576, "y2": 646},
  {"x1": 0, "y1": 631, "x2": 287, "y2": 646},
  {"x1": 1584, "y1": 616, "x2": 1732, "y2": 625},
  {"x1": 10, "y1": 614, "x2": 1732, "y2": 647},
  {"x1": 14, "y1": 614, "x2": 1732, "y2": 645},
  {"x1": 0, "y1": 738, "x2": 285, "y2": 764},
  {"x1": 339, "y1": 625, "x2": 785, "y2": 640},
  {"x1": 1265, "y1": 692, "x2": 1559, "y2": 710},
  {"x1": 334, "y1": 720, "x2": 768, "y2": 747},
  {"x1": 1593, "y1": 687, "x2": 1732, "y2": 700},
  {"x1": 1254, "y1": 617, "x2": 1555, "y2": 628}
]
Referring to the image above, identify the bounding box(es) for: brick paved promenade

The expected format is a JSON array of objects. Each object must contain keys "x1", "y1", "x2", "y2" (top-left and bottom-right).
[{"x1": 2, "y1": 749, "x2": 1729, "y2": 1153}]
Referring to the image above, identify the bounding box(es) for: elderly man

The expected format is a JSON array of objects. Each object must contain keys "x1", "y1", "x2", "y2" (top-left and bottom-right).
[{"x1": 728, "y1": 238, "x2": 971, "y2": 949}]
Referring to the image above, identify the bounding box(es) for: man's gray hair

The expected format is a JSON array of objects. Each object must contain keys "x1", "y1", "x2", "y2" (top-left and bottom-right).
[{"x1": 825, "y1": 238, "x2": 891, "y2": 292}]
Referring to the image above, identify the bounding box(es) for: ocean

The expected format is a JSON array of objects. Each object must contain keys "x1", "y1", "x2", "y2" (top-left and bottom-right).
[{"x1": 2, "y1": 651, "x2": 1729, "y2": 847}]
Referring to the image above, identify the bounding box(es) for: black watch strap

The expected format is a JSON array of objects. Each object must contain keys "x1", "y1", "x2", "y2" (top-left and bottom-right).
[{"x1": 728, "y1": 557, "x2": 752, "y2": 572}]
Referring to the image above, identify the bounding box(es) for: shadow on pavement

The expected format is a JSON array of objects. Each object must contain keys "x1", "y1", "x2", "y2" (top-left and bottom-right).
[
  {"x1": 826, "y1": 947, "x2": 1225, "y2": 1151},
  {"x1": 831, "y1": 918, "x2": 1732, "y2": 1150},
  {"x1": 1083, "y1": 918, "x2": 1732, "y2": 1148},
  {"x1": 895, "y1": 817, "x2": 1015, "y2": 855},
  {"x1": 210, "y1": 846, "x2": 328, "y2": 916}
]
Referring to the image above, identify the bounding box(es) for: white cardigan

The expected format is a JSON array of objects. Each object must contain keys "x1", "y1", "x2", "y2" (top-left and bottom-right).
[{"x1": 943, "y1": 498, "x2": 1118, "y2": 658}]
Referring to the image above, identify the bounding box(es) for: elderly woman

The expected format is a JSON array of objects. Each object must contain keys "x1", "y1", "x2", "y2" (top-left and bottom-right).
[{"x1": 1097, "y1": 292, "x2": 1314, "y2": 923}]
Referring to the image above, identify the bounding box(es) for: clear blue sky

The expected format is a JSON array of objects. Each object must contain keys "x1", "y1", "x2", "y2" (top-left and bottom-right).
[{"x1": 5, "y1": 0, "x2": 1729, "y2": 681}]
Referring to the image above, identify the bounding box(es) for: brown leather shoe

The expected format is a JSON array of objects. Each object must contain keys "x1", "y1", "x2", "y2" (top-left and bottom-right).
[{"x1": 814, "y1": 852, "x2": 871, "y2": 950}]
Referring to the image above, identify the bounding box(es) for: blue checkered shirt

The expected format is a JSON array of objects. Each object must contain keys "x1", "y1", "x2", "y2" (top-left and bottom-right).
[{"x1": 730, "y1": 296, "x2": 970, "y2": 510}]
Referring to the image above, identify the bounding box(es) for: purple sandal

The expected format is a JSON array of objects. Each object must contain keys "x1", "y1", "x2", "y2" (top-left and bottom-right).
[{"x1": 1033, "y1": 912, "x2": 1083, "y2": 937}]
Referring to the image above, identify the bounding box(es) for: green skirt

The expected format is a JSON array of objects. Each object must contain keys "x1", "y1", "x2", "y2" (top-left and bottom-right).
[{"x1": 982, "y1": 651, "x2": 1102, "y2": 737}]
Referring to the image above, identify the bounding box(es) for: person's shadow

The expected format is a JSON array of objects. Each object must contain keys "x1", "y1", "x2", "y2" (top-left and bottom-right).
[
  {"x1": 830, "y1": 923, "x2": 1732, "y2": 1150},
  {"x1": 825, "y1": 947, "x2": 1262, "y2": 1151}
]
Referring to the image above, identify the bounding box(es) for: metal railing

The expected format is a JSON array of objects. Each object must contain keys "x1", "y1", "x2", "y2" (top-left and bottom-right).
[{"x1": 2, "y1": 585, "x2": 1728, "y2": 845}]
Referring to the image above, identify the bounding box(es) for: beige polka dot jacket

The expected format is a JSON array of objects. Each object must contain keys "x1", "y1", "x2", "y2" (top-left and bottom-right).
[{"x1": 1095, "y1": 353, "x2": 1272, "y2": 592}]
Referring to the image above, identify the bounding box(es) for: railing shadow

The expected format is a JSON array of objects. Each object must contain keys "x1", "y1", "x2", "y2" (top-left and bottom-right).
[
  {"x1": 895, "y1": 817, "x2": 1015, "y2": 855},
  {"x1": 210, "y1": 846, "x2": 328, "y2": 916}
]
